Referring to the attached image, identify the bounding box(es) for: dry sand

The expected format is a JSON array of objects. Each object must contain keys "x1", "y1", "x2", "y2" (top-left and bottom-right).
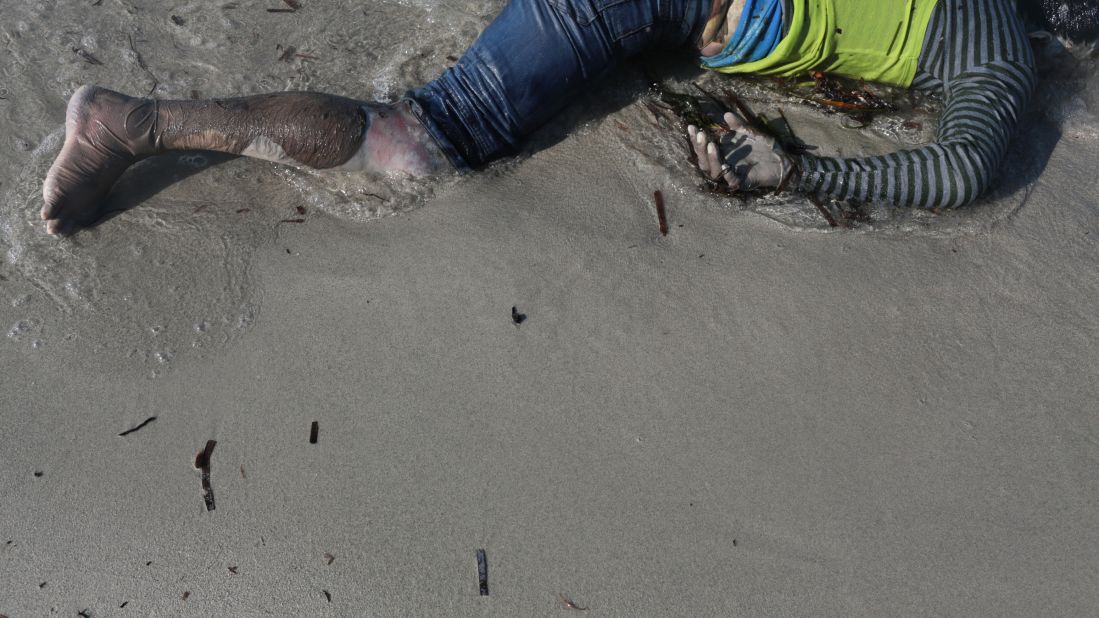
[{"x1": 2, "y1": 1, "x2": 1099, "y2": 616}]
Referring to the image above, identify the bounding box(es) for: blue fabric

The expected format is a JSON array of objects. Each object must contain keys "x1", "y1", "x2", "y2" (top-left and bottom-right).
[
  {"x1": 699, "y1": 0, "x2": 784, "y2": 69},
  {"x1": 408, "y1": 0, "x2": 711, "y2": 170}
]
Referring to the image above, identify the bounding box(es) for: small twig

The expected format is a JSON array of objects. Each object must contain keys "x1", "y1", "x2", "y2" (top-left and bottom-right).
[
  {"x1": 73, "y1": 48, "x2": 103, "y2": 65},
  {"x1": 277, "y1": 45, "x2": 297, "y2": 62},
  {"x1": 118, "y1": 416, "x2": 157, "y2": 436},
  {"x1": 559, "y1": 594, "x2": 590, "y2": 611},
  {"x1": 309, "y1": 421, "x2": 319, "y2": 444},
  {"x1": 127, "y1": 34, "x2": 159, "y2": 96},
  {"x1": 194, "y1": 440, "x2": 218, "y2": 511},
  {"x1": 476, "y1": 549, "x2": 489, "y2": 596},
  {"x1": 127, "y1": 35, "x2": 148, "y2": 70},
  {"x1": 653, "y1": 190, "x2": 669, "y2": 236}
]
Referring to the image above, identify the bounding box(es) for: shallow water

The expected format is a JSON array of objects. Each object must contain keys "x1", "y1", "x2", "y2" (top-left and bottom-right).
[
  {"x1": 1, "y1": 131, "x2": 268, "y2": 377},
  {"x1": 1, "y1": 0, "x2": 1097, "y2": 374},
  {"x1": 0, "y1": 0, "x2": 502, "y2": 373}
]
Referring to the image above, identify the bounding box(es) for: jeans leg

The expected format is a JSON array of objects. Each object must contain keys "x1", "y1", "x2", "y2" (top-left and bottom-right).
[{"x1": 409, "y1": 0, "x2": 709, "y2": 170}]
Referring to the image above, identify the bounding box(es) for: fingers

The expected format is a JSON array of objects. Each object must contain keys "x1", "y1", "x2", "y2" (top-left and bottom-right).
[
  {"x1": 688, "y1": 123, "x2": 749, "y2": 190},
  {"x1": 723, "y1": 165, "x2": 740, "y2": 191},
  {"x1": 693, "y1": 130, "x2": 711, "y2": 176},
  {"x1": 706, "y1": 142, "x2": 722, "y2": 180},
  {"x1": 723, "y1": 111, "x2": 745, "y2": 131}
]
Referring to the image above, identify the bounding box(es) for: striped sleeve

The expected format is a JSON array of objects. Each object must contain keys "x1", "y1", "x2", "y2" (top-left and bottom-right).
[{"x1": 794, "y1": 0, "x2": 1037, "y2": 209}]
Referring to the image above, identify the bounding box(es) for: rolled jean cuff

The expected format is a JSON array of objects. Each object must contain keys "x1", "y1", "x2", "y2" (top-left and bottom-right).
[{"x1": 403, "y1": 94, "x2": 474, "y2": 172}]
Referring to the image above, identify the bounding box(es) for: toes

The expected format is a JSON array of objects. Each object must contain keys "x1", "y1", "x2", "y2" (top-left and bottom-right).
[
  {"x1": 41, "y1": 194, "x2": 66, "y2": 227},
  {"x1": 40, "y1": 166, "x2": 83, "y2": 230},
  {"x1": 41, "y1": 173, "x2": 63, "y2": 220},
  {"x1": 41, "y1": 170, "x2": 97, "y2": 235}
]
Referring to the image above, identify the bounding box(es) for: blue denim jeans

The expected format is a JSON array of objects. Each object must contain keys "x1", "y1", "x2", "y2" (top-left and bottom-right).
[{"x1": 408, "y1": 0, "x2": 710, "y2": 170}]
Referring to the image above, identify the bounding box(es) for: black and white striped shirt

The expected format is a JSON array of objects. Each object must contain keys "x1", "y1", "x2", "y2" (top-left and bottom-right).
[{"x1": 796, "y1": 0, "x2": 1037, "y2": 209}]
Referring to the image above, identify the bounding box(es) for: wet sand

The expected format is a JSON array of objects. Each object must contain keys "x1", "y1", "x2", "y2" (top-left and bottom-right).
[{"x1": 3, "y1": 1, "x2": 1099, "y2": 615}]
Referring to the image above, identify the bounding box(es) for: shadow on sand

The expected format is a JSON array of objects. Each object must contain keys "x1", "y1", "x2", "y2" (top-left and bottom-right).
[{"x1": 81, "y1": 151, "x2": 240, "y2": 232}]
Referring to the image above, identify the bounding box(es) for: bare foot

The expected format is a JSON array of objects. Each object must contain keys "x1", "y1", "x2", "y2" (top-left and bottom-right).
[
  {"x1": 41, "y1": 85, "x2": 158, "y2": 235},
  {"x1": 41, "y1": 87, "x2": 448, "y2": 235}
]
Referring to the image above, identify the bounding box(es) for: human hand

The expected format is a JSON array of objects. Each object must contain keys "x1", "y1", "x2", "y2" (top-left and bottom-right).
[{"x1": 688, "y1": 111, "x2": 794, "y2": 192}]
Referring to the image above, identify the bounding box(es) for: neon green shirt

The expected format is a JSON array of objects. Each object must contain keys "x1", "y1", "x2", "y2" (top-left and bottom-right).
[{"x1": 709, "y1": 0, "x2": 939, "y2": 87}]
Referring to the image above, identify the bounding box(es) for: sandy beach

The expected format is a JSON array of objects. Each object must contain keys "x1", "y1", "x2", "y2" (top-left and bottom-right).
[{"x1": 3, "y1": 1, "x2": 1099, "y2": 615}]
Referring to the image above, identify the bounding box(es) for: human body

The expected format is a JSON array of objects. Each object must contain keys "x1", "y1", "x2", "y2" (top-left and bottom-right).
[{"x1": 42, "y1": 0, "x2": 1037, "y2": 234}]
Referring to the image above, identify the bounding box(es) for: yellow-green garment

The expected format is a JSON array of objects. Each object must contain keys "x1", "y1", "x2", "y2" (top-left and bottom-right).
[{"x1": 710, "y1": 0, "x2": 939, "y2": 87}]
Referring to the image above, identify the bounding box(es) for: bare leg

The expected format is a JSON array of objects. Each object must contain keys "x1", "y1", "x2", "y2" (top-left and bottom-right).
[{"x1": 42, "y1": 85, "x2": 446, "y2": 234}]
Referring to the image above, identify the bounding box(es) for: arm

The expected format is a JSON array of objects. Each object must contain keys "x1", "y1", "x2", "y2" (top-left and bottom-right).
[{"x1": 796, "y1": 60, "x2": 1036, "y2": 209}]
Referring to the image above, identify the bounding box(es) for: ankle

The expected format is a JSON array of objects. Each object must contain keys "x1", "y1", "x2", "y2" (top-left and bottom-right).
[
  {"x1": 82, "y1": 87, "x2": 161, "y2": 157},
  {"x1": 125, "y1": 98, "x2": 162, "y2": 156},
  {"x1": 360, "y1": 102, "x2": 447, "y2": 176}
]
